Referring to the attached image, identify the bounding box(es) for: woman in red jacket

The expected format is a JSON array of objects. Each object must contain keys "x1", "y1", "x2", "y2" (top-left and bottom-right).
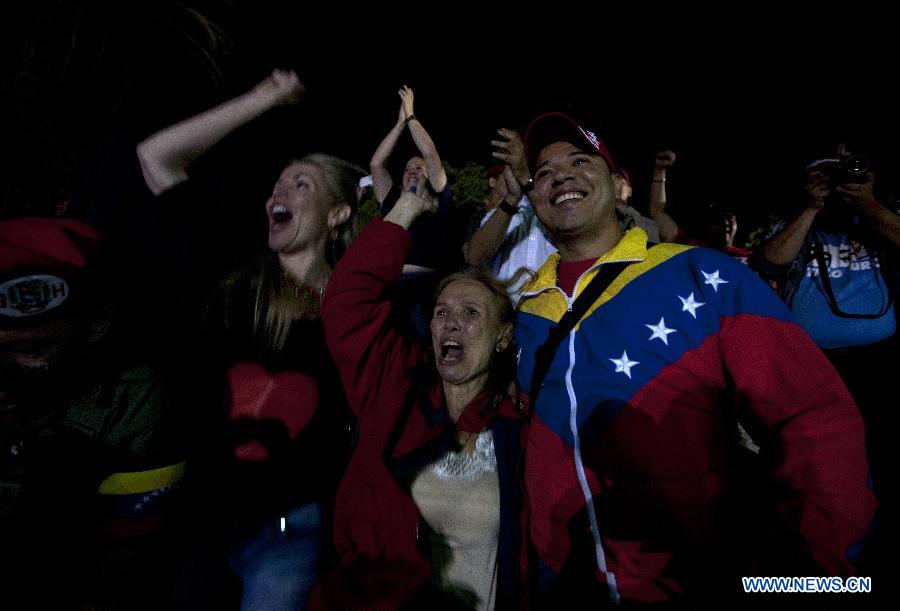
[{"x1": 316, "y1": 190, "x2": 528, "y2": 610}]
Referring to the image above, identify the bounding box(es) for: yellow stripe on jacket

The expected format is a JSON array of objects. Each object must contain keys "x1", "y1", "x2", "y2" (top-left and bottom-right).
[{"x1": 519, "y1": 228, "x2": 693, "y2": 329}]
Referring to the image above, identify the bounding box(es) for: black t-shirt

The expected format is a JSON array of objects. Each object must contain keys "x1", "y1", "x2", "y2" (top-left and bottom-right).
[
  {"x1": 379, "y1": 183, "x2": 464, "y2": 273},
  {"x1": 202, "y1": 267, "x2": 352, "y2": 522}
]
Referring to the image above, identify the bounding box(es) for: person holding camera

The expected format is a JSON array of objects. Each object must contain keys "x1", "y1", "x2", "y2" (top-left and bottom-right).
[
  {"x1": 756, "y1": 142, "x2": 899, "y2": 581},
  {"x1": 759, "y1": 145, "x2": 899, "y2": 328}
]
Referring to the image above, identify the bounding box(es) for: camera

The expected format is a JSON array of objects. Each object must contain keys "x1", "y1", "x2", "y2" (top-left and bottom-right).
[{"x1": 808, "y1": 154, "x2": 871, "y2": 184}]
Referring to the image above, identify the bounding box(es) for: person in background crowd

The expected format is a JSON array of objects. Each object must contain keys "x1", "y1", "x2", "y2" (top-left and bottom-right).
[
  {"x1": 370, "y1": 85, "x2": 463, "y2": 338},
  {"x1": 649, "y1": 149, "x2": 751, "y2": 264},
  {"x1": 612, "y1": 167, "x2": 660, "y2": 243}
]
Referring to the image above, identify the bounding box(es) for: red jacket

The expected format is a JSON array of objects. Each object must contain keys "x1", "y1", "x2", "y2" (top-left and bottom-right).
[{"x1": 317, "y1": 220, "x2": 527, "y2": 610}]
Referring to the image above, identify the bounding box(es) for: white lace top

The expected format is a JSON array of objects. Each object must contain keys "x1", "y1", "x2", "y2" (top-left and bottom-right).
[{"x1": 429, "y1": 429, "x2": 497, "y2": 480}]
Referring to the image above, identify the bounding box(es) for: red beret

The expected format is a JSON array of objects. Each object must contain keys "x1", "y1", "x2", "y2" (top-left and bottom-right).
[{"x1": 0, "y1": 218, "x2": 104, "y2": 324}]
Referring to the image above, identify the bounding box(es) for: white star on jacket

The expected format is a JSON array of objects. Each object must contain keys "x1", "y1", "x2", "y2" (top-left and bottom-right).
[
  {"x1": 607, "y1": 267, "x2": 732, "y2": 382},
  {"x1": 645, "y1": 317, "x2": 677, "y2": 345},
  {"x1": 678, "y1": 292, "x2": 705, "y2": 318},
  {"x1": 610, "y1": 350, "x2": 640, "y2": 379},
  {"x1": 702, "y1": 269, "x2": 729, "y2": 292}
]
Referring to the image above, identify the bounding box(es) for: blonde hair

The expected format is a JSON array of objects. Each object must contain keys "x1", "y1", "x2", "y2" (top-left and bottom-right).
[
  {"x1": 301, "y1": 153, "x2": 366, "y2": 265},
  {"x1": 435, "y1": 267, "x2": 516, "y2": 328},
  {"x1": 218, "y1": 153, "x2": 365, "y2": 355}
]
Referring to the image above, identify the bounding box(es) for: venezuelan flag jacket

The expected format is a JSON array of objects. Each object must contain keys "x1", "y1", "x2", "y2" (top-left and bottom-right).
[{"x1": 515, "y1": 228, "x2": 875, "y2": 604}]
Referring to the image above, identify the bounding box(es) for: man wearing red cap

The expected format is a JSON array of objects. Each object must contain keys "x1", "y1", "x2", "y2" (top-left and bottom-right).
[
  {"x1": 514, "y1": 113, "x2": 876, "y2": 607},
  {"x1": 465, "y1": 128, "x2": 657, "y2": 303},
  {"x1": 0, "y1": 218, "x2": 185, "y2": 608}
]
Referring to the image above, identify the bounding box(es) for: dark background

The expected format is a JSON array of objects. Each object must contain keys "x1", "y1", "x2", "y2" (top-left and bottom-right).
[{"x1": 3, "y1": 2, "x2": 897, "y2": 248}]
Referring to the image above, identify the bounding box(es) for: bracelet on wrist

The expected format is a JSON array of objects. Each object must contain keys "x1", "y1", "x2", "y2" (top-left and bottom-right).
[
  {"x1": 499, "y1": 200, "x2": 519, "y2": 216},
  {"x1": 405, "y1": 114, "x2": 417, "y2": 124},
  {"x1": 652, "y1": 178, "x2": 666, "y2": 183}
]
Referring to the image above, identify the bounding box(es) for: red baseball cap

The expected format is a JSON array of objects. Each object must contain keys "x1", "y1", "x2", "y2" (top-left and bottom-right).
[{"x1": 524, "y1": 112, "x2": 617, "y2": 175}]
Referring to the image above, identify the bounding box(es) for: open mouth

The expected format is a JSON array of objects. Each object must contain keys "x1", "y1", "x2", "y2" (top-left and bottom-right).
[
  {"x1": 440, "y1": 339, "x2": 463, "y2": 363},
  {"x1": 553, "y1": 192, "x2": 585, "y2": 206},
  {"x1": 271, "y1": 204, "x2": 293, "y2": 224}
]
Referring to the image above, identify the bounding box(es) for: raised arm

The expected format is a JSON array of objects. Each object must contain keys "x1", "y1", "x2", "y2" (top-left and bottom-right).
[
  {"x1": 491, "y1": 128, "x2": 532, "y2": 191},
  {"x1": 323, "y1": 192, "x2": 436, "y2": 412},
  {"x1": 464, "y1": 128, "x2": 534, "y2": 265},
  {"x1": 836, "y1": 173, "x2": 900, "y2": 251},
  {"x1": 464, "y1": 166, "x2": 522, "y2": 266},
  {"x1": 648, "y1": 150, "x2": 679, "y2": 243},
  {"x1": 383, "y1": 189, "x2": 439, "y2": 229},
  {"x1": 400, "y1": 86, "x2": 448, "y2": 193},
  {"x1": 136, "y1": 69, "x2": 304, "y2": 195},
  {"x1": 369, "y1": 97, "x2": 409, "y2": 202},
  {"x1": 761, "y1": 170, "x2": 829, "y2": 265}
]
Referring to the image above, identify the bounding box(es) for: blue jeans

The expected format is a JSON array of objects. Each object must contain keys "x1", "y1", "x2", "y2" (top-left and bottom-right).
[{"x1": 229, "y1": 502, "x2": 322, "y2": 611}]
